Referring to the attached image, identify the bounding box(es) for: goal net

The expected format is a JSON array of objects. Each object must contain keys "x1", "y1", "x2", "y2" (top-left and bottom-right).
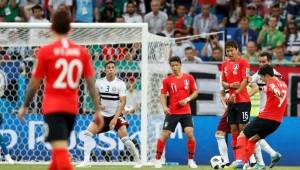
[{"x1": 0, "y1": 23, "x2": 224, "y2": 165}]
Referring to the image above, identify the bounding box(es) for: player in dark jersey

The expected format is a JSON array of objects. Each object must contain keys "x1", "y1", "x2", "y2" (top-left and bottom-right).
[
  {"x1": 17, "y1": 10, "x2": 103, "y2": 170},
  {"x1": 155, "y1": 56, "x2": 198, "y2": 168}
]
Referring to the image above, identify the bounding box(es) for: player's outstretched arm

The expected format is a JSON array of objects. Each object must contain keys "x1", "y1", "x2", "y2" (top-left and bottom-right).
[{"x1": 18, "y1": 77, "x2": 42, "y2": 121}]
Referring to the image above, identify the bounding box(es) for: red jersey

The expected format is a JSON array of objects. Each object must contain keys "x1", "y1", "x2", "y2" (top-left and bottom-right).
[
  {"x1": 221, "y1": 57, "x2": 250, "y2": 103},
  {"x1": 32, "y1": 38, "x2": 95, "y2": 115},
  {"x1": 258, "y1": 79, "x2": 287, "y2": 122},
  {"x1": 160, "y1": 73, "x2": 198, "y2": 115}
]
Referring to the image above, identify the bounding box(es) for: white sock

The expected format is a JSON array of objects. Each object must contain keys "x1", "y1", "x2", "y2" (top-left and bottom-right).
[
  {"x1": 121, "y1": 137, "x2": 140, "y2": 162},
  {"x1": 82, "y1": 130, "x2": 95, "y2": 162},
  {"x1": 259, "y1": 139, "x2": 277, "y2": 157},
  {"x1": 254, "y1": 143, "x2": 265, "y2": 165},
  {"x1": 215, "y1": 134, "x2": 229, "y2": 163},
  {"x1": 249, "y1": 154, "x2": 256, "y2": 164}
]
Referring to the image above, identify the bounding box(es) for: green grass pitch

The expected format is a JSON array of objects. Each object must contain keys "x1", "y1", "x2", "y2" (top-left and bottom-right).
[{"x1": 0, "y1": 165, "x2": 300, "y2": 170}]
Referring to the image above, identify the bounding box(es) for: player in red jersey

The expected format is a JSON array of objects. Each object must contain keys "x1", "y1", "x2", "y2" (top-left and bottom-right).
[
  {"x1": 17, "y1": 10, "x2": 103, "y2": 170},
  {"x1": 221, "y1": 41, "x2": 251, "y2": 159},
  {"x1": 229, "y1": 65, "x2": 288, "y2": 169},
  {"x1": 154, "y1": 56, "x2": 198, "y2": 169}
]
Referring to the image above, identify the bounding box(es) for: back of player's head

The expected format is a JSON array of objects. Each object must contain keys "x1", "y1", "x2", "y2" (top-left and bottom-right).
[
  {"x1": 51, "y1": 9, "x2": 71, "y2": 35},
  {"x1": 105, "y1": 60, "x2": 116, "y2": 68},
  {"x1": 259, "y1": 52, "x2": 272, "y2": 61},
  {"x1": 169, "y1": 56, "x2": 181, "y2": 64},
  {"x1": 258, "y1": 64, "x2": 274, "y2": 77},
  {"x1": 225, "y1": 40, "x2": 238, "y2": 50}
]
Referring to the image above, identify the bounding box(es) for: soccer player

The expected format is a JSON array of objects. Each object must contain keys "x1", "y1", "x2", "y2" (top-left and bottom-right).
[
  {"x1": 0, "y1": 114, "x2": 14, "y2": 164},
  {"x1": 17, "y1": 9, "x2": 103, "y2": 170},
  {"x1": 221, "y1": 41, "x2": 251, "y2": 160},
  {"x1": 248, "y1": 52, "x2": 282, "y2": 169},
  {"x1": 155, "y1": 56, "x2": 198, "y2": 169},
  {"x1": 77, "y1": 61, "x2": 141, "y2": 168},
  {"x1": 230, "y1": 64, "x2": 288, "y2": 169}
]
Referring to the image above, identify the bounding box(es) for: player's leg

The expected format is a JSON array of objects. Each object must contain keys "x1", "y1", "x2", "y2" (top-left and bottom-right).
[
  {"x1": 181, "y1": 114, "x2": 197, "y2": 169},
  {"x1": 77, "y1": 115, "x2": 106, "y2": 167},
  {"x1": 253, "y1": 142, "x2": 266, "y2": 169},
  {"x1": 259, "y1": 138, "x2": 282, "y2": 167},
  {"x1": 45, "y1": 113, "x2": 76, "y2": 170},
  {"x1": 0, "y1": 134, "x2": 14, "y2": 164},
  {"x1": 227, "y1": 103, "x2": 239, "y2": 160}
]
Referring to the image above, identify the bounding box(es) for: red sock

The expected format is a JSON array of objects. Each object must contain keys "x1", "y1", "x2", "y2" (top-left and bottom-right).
[
  {"x1": 53, "y1": 148, "x2": 73, "y2": 170},
  {"x1": 187, "y1": 140, "x2": 196, "y2": 159},
  {"x1": 232, "y1": 133, "x2": 238, "y2": 160},
  {"x1": 156, "y1": 139, "x2": 165, "y2": 160},
  {"x1": 48, "y1": 152, "x2": 56, "y2": 170},
  {"x1": 245, "y1": 140, "x2": 256, "y2": 163},
  {"x1": 236, "y1": 136, "x2": 247, "y2": 162}
]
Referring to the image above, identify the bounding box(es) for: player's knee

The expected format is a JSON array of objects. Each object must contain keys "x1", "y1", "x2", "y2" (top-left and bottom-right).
[
  {"x1": 215, "y1": 131, "x2": 225, "y2": 139},
  {"x1": 121, "y1": 136, "x2": 130, "y2": 144},
  {"x1": 83, "y1": 130, "x2": 94, "y2": 137}
]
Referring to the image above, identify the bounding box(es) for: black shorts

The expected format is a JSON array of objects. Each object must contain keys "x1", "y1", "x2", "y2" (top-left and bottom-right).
[
  {"x1": 92, "y1": 115, "x2": 129, "y2": 134},
  {"x1": 227, "y1": 102, "x2": 251, "y2": 124},
  {"x1": 243, "y1": 117, "x2": 281, "y2": 139},
  {"x1": 163, "y1": 114, "x2": 193, "y2": 132},
  {"x1": 44, "y1": 113, "x2": 76, "y2": 142}
]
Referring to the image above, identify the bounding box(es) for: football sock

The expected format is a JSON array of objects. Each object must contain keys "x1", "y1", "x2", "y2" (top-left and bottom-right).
[
  {"x1": 254, "y1": 143, "x2": 265, "y2": 165},
  {"x1": 245, "y1": 140, "x2": 256, "y2": 163},
  {"x1": 53, "y1": 148, "x2": 73, "y2": 170},
  {"x1": 121, "y1": 137, "x2": 140, "y2": 162},
  {"x1": 232, "y1": 133, "x2": 239, "y2": 160},
  {"x1": 156, "y1": 139, "x2": 165, "y2": 160},
  {"x1": 215, "y1": 134, "x2": 229, "y2": 163},
  {"x1": 236, "y1": 135, "x2": 247, "y2": 162},
  {"x1": 259, "y1": 139, "x2": 277, "y2": 157},
  {"x1": 249, "y1": 154, "x2": 256, "y2": 164},
  {"x1": 83, "y1": 130, "x2": 96, "y2": 162},
  {"x1": 0, "y1": 134, "x2": 8, "y2": 155},
  {"x1": 187, "y1": 139, "x2": 195, "y2": 159}
]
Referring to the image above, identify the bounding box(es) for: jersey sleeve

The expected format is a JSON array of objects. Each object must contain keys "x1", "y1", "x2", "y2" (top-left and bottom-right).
[
  {"x1": 250, "y1": 72, "x2": 259, "y2": 84},
  {"x1": 31, "y1": 48, "x2": 46, "y2": 79},
  {"x1": 160, "y1": 78, "x2": 168, "y2": 94},
  {"x1": 119, "y1": 81, "x2": 127, "y2": 97},
  {"x1": 241, "y1": 59, "x2": 250, "y2": 79},
  {"x1": 189, "y1": 75, "x2": 198, "y2": 92},
  {"x1": 82, "y1": 48, "x2": 95, "y2": 78},
  {"x1": 221, "y1": 63, "x2": 226, "y2": 81}
]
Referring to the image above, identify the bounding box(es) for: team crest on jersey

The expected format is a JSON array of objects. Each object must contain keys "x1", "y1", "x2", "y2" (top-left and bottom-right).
[
  {"x1": 233, "y1": 64, "x2": 239, "y2": 75},
  {"x1": 184, "y1": 79, "x2": 189, "y2": 90}
]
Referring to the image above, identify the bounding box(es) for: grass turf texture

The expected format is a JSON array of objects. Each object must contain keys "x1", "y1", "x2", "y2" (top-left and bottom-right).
[{"x1": 0, "y1": 165, "x2": 300, "y2": 170}]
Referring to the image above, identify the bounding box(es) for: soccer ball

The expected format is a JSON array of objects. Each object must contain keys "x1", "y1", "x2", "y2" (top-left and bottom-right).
[{"x1": 210, "y1": 155, "x2": 224, "y2": 169}]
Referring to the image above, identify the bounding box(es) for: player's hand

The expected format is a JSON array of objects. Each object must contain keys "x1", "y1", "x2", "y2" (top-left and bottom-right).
[
  {"x1": 17, "y1": 106, "x2": 28, "y2": 122},
  {"x1": 230, "y1": 82, "x2": 240, "y2": 89},
  {"x1": 179, "y1": 98, "x2": 188, "y2": 106},
  {"x1": 227, "y1": 93, "x2": 236, "y2": 104},
  {"x1": 163, "y1": 106, "x2": 170, "y2": 115},
  {"x1": 109, "y1": 117, "x2": 118, "y2": 130}
]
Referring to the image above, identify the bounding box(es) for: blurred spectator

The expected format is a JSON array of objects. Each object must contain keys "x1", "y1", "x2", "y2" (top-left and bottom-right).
[
  {"x1": 291, "y1": 54, "x2": 300, "y2": 63},
  {"x1": 111, "y1": 0, "x2": 126, "y2": 12},
  {"x1": 144, "y1": 0, "x2": 168, "y2": 34},
  {"x1": 215, "y1": 0, "x2": 229, "y2": 21},
  {"x1": 161, "y1": 18, "x2": 175, "y2": 38},
  {"x1": 123, "y1": 0, "x2": 145, "y2": 15},
  {"x1": 171, "y1": 30, "x2": 195, "y2": 59},
  {"x1": 232, "y1": 17, "x2": 258, "y2": 53},
  {"x1": 172, "y1": 4, "x2": 192, "y2": 35},
  {"x1": 174, "y1": 0, "x2": 193, "y2": 10},
  {"x1": 0, "y1": 0, "x2": 21, "y2": 22},
  {"x1": 123, "y1": 1, "x2": 143, "y2": 23},
  {"x1": 160, "y1": 0, "x2": 172, "y2": 16},
  {"x1": 182, "y1": 47, "x2": 202, "y2": 63},
  {"x1": 124, "y1": 76, "x2": 141, "y2": 114},
  {"x1": 98, "y1": 0, "x2": 121, "y2": 22},
  {"x1": 285, "y1": 20, "x2": 300, "y2": 56},
  {"x1": 198, "y1": 0, "x2": 216, "y2": 6},
  {"x1": 193, "y1": 4, "x2": 218, "y2": 35},
  {"x1": 201, "y1": 28, "x2": 224, "y2": 61},
  {"x1": 242, "y1": 41, "x2": 259, "y2": 63},
  {"x1": 0, "y1": 13, "x2": 5, "y2": 21},
  {"x1": 246, "y1": 3, "x2": 263, "y2": 32},
  {"x1": 228, "y1": 0, "x2": 244, "y2": 27},
  {"x1": 102, "y1": 44, "x2": 125, "y2": 61},
  {"x1": 115, "y1": 15, "x2": 125, "y2": 22},
  {"x1": 253, "y1": 0, "x2": 268, "y2": 18},
  {"x1": 73, "y1": 0, "x2": 98, "y2": 22},
  {"x1": 264, "y1": 2, "x2": 287, "y2": 31},
  {"x1": 257, "y1": 16, "x2": 285, "y2": 51},
  {"x1": 48, "y1": 0, "x2": 72, "y2": 16},
  {"x1": 28, "y1": 4, "x2": 48, "y2": 22},
  {"x1": 210, "y1": 46, "x2": 223, "y2": 61},
  {"x1": 272, "y1": 45, "x2": 292, "y2": 64},
  {"x1": 118, "y1": 48, "x2": 139, "y2": 71}
]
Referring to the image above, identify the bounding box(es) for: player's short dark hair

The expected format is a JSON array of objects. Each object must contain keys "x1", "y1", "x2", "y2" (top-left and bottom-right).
[
  {"x1": 259, "y1": 52, "x2": 272, "y2": 61},
  {"x1": 184, "y1": 47, "x2": 193, "y2": 51},
  {"x1": 51, "y1": 9, "x2": 71, "y2": 35},
  {"x1": 31, "y1": 4, "x2": 43, "y2": 12},
  {"x1": 105, "y1": 60, "x2": 116, "y2": 68},
  {"x1": 225, "y1": 40, "x2": 238, "y2": 50},
  {"x1": 169, "y1": 56, "x2": 181, "y2": 64},
  {"x1": 258, "y1": 64, "x2": 274, "y2": 77}
]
